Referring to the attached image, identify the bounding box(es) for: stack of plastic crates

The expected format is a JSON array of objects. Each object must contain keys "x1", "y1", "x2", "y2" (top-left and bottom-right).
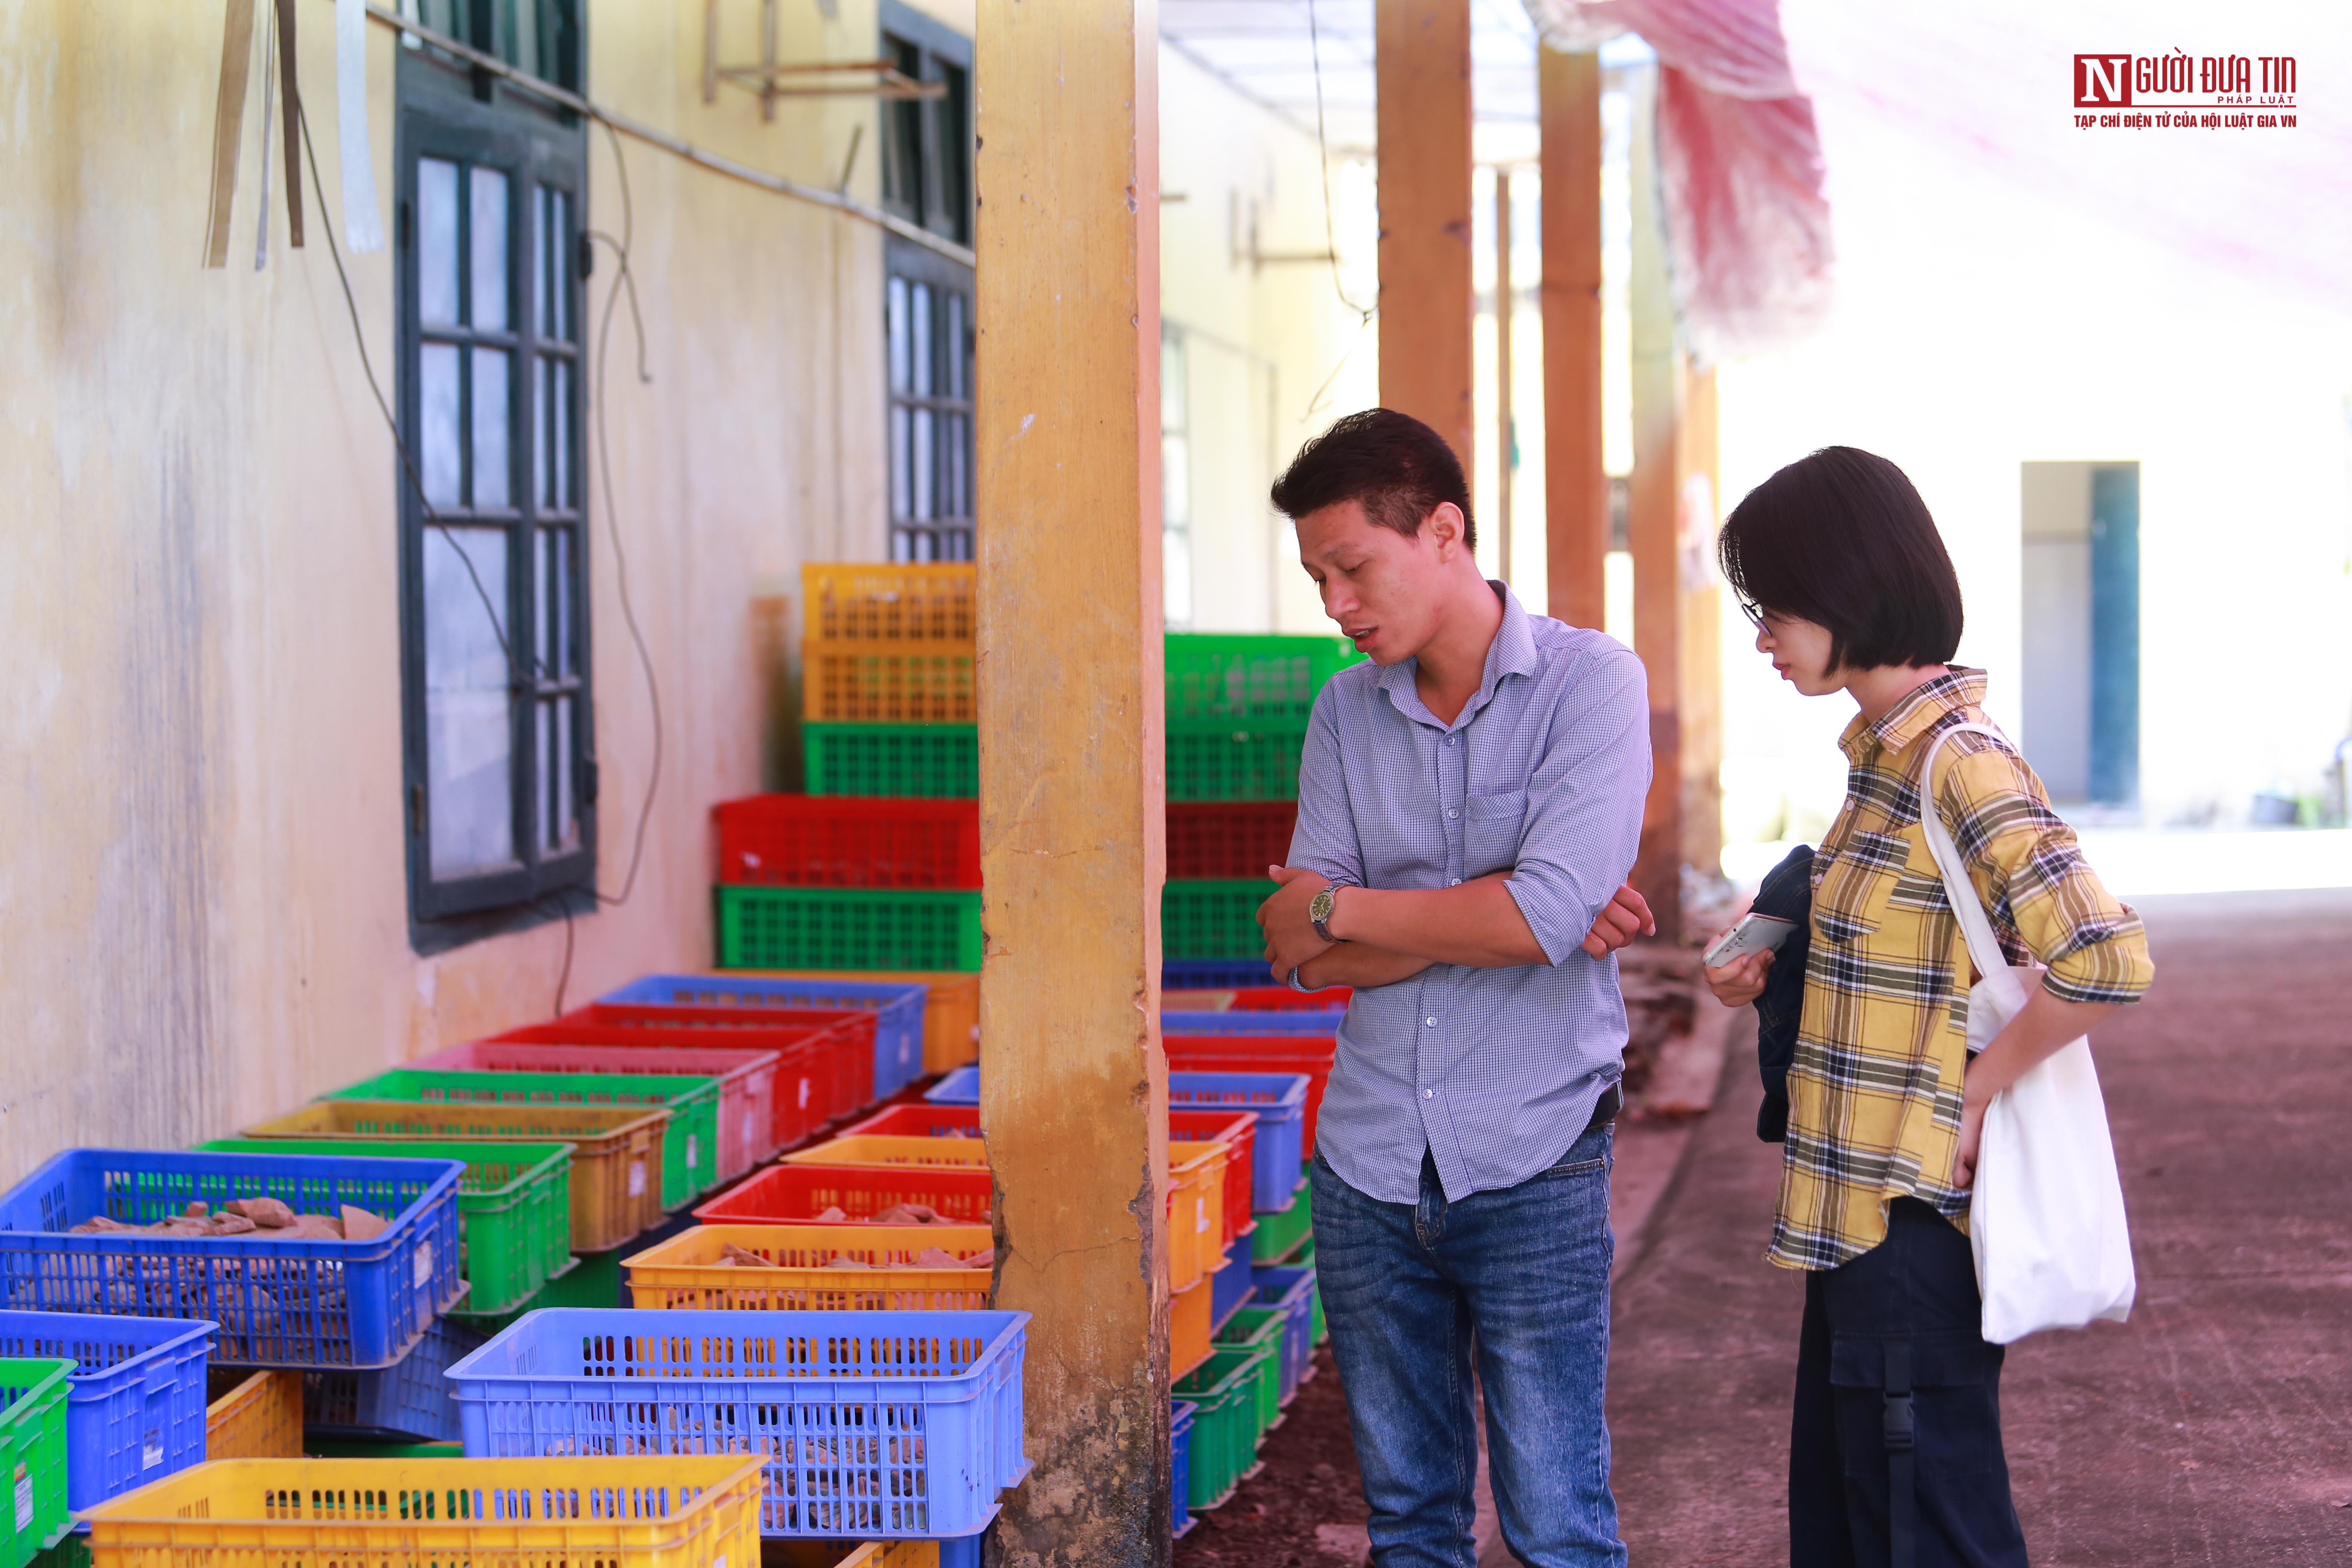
[
  {"x1": 713, "y1": 565, "x2": 980, "y2": 997},
  {"x1": 1161, "y1": 632, "x2": 1362, "y2": 995}
]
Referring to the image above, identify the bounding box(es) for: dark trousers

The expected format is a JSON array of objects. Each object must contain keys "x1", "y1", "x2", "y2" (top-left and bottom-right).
[{"x1": 1789, "y1": 1199, "x2": 2029, "y2": 1568}]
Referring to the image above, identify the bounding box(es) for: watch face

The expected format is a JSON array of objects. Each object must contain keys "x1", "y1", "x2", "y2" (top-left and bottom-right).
[{"x1": 1310, "y1": 888, "x2": 1335, "y2": 924}]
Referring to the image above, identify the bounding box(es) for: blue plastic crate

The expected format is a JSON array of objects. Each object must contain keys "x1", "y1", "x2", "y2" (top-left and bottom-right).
[
  {"x1": 447, "y1": 1307, "x2": 1030, "y2": 1538},
  {"x1": 1207, "y1": 1232, "x2": 1255, "y2": 1333},
  {"x1": 0, "y1": 1150, "x2": 466, "y2": 1369},
  {"x1": 925, "y1": 1064, "x2": 981, "y2": 1106},
  {"x1": 1163, "y1": 959, "x2": 1274, "y2": 991},
  {"x1": 1250, "y1": 1263, "x2": 1315, "y2": 1405},
  {"x1": 0, "y1": 1311, "x2": 212, "y2": 1511},
  {"x1": 304, "y1": 1316, "x2": 486, "y2": 1441},
  {"x1": 940, "y1": 1534, "x2": 983, "y2": 1568},
  {"x1": 1171, "y1": 1399, "x2": 1197, "y2": 1539},
  {"x1": 1169, "y1": 1073, "x2": 1309, "y2": 1208},
  {"x1": 601, "y1": 972, "x2": 929, "y2": 1100},
  {"x1": 1163, "y1": 1010, "x2": 1341, "y2": 1037}
]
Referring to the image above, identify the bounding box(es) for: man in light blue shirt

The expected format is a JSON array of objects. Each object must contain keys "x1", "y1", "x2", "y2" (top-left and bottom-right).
[{"x1": 1259, "y1": 408, "x2": 1653, "y2": 1567}]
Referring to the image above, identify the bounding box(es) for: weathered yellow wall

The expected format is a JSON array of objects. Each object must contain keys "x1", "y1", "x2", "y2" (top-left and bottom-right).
[{"x1": 0, "y1": 1, "x2": 898, "y2": 1184}]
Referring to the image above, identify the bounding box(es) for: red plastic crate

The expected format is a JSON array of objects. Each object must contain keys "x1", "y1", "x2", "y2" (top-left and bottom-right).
[
  {"x1": 1167, "y1": 802, "x2": 1298, "y2": 882},
  {"x1": 1165, "y1": 1035, "x2": 1338, "y2": 1152},
  {"x1": 693, "y1": 1162, "x2": 994, "y2": 1225},
  {"x1": 413, "y1": 1039, "x2": 783, "y2": 1182},
  {"x1": 714, "y1": 794, "x2": 982, "y2": 889},
  {"x1": 1226, "y1": 986, "x2": 1352, "y2": 1011},
  {"x1": 492, "y1": 1006, "x2": 876, "y2": 1148},
  {"x1": 1172, "y1": 1109, "x2": 1257, "y2": 1247}
]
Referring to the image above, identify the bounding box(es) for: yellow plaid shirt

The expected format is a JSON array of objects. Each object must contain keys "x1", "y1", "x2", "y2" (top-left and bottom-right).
[{"x1": 1770, "y1": 668, "x2": 2154, "y2": 1272}]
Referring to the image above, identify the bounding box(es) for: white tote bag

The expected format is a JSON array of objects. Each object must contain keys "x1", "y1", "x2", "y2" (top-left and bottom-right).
[{"x1": 1916, "y1": 721, "x2": 2135, "y2": 1344}]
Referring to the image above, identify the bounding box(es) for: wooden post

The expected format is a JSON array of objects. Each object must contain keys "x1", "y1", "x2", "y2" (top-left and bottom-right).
[
  {"x1": 1540, "y1": 47, "x2": 1605, "y2": 631},
  {"x1": 1494, "y1": 168, "x2": 1514, "y2": 583},
  {"x1": 974, "y1": 0, "x2": 1169, "y2": 1562},
  {"x1": 1376, "y1": 0, "x2": 1473, "y2": 466},
  {"x1": 1679, "y1": 364, "x2": 1724, "y2": 887},
  {"x1": 1627, "y1": 63, "x2": 1684, "y2": 938}
]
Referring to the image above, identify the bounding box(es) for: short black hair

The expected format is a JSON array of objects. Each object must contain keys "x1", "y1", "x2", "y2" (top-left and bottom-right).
[
  {"x1": 1270, "y1": 407, "x2": 1476, "y2": 550},
  {"x1": 1717, "y1": 446, "x2": 1963, "y2": 671}
]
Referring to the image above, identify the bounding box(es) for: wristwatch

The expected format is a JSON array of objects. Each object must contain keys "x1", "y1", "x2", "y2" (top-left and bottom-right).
[{"x1": 1309, "y1": 882, "x2": 1348, "y2": 945}]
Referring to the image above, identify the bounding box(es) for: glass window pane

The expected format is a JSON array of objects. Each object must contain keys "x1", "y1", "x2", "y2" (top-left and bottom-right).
[
  {"x1": 555, "y1": 695, "x2": 575, "y2": 846},
  {"x1": 552, "y1": 358, "x2": 571, "y2": 509},
  {"x1": 534, "y1": 528, "x2": 551, "y2": 673},
  {"x1": 419, "y1": 159, "x2": 459, "y2": 328},
  {"x1": 887, "y1": 278, "x2": 910, "y2": 395},
  {"x1": 536, "y1": 699, "x2": 554, "y2": 851},
  {"x1": 912, "y1": 407, "x2": 934, "y2": 519},
  {"x1": 1164, "y1": 433, "x2": 1190, "y2": 529},
  {"x1": 553, "y1": 191, "x2": 570, "y2": 340},
  {"x1": 470, "y1": 167, "x2": 508, "y2": 331},
  {"x1": 533, "y1": 356, "x2": 551, "y2": 509},
  {"x1": 534, "y1": 187, "x2": 551, "y2": 339},
  {"x1": 889, "y1": 405, "x2": 911, "y2": 520},
  {"x1": 947, "y1": 412, "x2": 967, "y2": 519},
  {"x1": 945, "y1": 292, "x2": 965, "y2": 400},
  {"x1": 1162, "y1": 335, "x2": 1185, "y2": 435},
  {"x1": 423, "y1": 525, "x2": 514, "y2": 876},
  {"x1": 420, "y1": 341, "x2": 462, "y2": 508},
  {"x1": 911, "y1": 283, "x2": 933, "y2": 396},
  {"x1": 471, "y1": 348, "x2": 511, "y2": 508},
  {"x1": 554, "y1": 528, "x2": 572, "y2": 677},
  {"x1": 1164, "y1": 526, "x2": 1194, "y2": 628}
]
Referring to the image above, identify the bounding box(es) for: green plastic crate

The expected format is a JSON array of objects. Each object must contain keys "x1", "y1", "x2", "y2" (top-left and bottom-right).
[
  {"x1": 1213, "y1": 1308, "x2": 1288, "y2": 1436},
  {"x1": 805, "y1": 722, "x2": 978, "y2": 798},
  {"x1": 1166, "y1": 725, "x2": 1309, "y2": 802},
  {"x1": 195, "y1": 1138, "x2": 573, "y2": 1317},
  {"x1": 1164, "y1": 880, "x2": 1280, "y2": 961},
  {"x1": 717, "y1": 885, "x2": 983, "y2": 972},
  {"x1": 24, "y1": 1534, "x2": 87, "y2": 1568},
  {"x1": 1166, "y1": 633, "x2": 1362, "y2": 726},
  {"x1": 1250, "y1": 1182, "x2": 1312, "y2": 1261},
  {"x1": 1174, "y1": 1342, "x2": 1277, "y2": 1506},
  {"x1": 325, "y1": 1070, "x2": 720, "y2": 1212},
  {"x1": 0, "y1": 1358, "x2": 72, "y2": 1566}
]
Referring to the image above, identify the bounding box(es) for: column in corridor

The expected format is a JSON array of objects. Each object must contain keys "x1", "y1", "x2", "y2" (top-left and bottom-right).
[
  {"x1": 974, "y1": 0, "x2": 1170, "y2": 1560},
  {"x1": 1628, "y1": 62, "x2": 1685, "y2": 937},
  {"x1": 1376, "y1": 0, "x2": 1474, "y2": 465},
  {"x1": 1540, "y1": 46, "x2": 1606, "y2": 632}
]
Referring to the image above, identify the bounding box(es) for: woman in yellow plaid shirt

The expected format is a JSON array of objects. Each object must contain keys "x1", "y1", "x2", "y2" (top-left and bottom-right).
[{"x1": 1703, "y1": 447, "x2": 2153, "y2": 1568}]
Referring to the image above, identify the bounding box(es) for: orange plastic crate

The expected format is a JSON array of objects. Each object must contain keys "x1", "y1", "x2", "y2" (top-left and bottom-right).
[
  {"x1": 1172, "y1": 1109, "x2": 1256, "y2": 1250},
  {"x1": 202, "y1": 1369, "x2": 303, "y2": 1460},
  {"x1": 1170, "y1": 1274, "x2": 1213, "y2": 1379},
  {"x1": 624, "y1": 1223, "x2": 994, "y2": 1312},
  {"x1": 694, "y1": 1163, "x2": 995, "y2": 1226}
]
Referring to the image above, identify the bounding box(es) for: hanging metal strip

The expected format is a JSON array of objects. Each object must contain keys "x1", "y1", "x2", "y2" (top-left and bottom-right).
[
  {"x1": 205, "y1": 0, "x2": 258, "y2": 268},
  {"x1": 357, "y1": 2, "x2": 977, "y2": 270}
]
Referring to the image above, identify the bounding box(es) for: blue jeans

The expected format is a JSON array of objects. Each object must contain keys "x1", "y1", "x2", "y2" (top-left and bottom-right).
[{"x1": 1311, "y1": 1123, "x2": 1626, "y2": 1568}]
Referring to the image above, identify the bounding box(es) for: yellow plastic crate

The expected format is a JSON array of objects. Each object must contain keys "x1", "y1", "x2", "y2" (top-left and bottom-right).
[
  {"x1": 202, "y1": 1369, "x2": 303, "y2": 1461},
  {"x1": 81, "y1": 1456, "x2": 765, "y2": 1568},
  {"x1": 802, "y1": 563, "x2": 975, "y2": 642},
  {"x1": 802, "y1": 641, "x2": 976, "y2": 724},
  {"x1": 772, "y1": 1544, "x2": 942, "y2": 1568},
  {"x1": 625, "y1": 1223, "x2": 994, "y2": 1312},
  {"x1": 781, "y1": 1134, "x2": 990, "y2": 1170},
  {"x1": 1170, "y1": 1274, "x2": 1213, "y2": 1380},
  {"x1": 1167, "y1": 1139, "x2": 1231, "y2": 1293}
]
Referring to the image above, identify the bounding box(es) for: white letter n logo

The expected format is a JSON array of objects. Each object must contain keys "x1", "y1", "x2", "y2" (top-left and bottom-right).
[{"x1": 2076, "y1": 53, "x2": 2132, "y2": 107}]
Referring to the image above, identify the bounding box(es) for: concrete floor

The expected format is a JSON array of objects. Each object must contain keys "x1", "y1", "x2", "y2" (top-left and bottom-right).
[{"x1": 1606, "y1": 888, "x2": 2352, "y2": 1566}]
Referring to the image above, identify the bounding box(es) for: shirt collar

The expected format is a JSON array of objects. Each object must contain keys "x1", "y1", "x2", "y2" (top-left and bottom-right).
[
  {"x1": 1375, "y1": 582, "x2": 1537, "y2": 729},
  {"x1": 1837, "y1": 666, "x2": 1988, "y2": 763}
]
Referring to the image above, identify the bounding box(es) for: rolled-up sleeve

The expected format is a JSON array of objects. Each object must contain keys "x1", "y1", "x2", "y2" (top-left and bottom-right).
[
  {"x1": 1504, "y1": 645, "x2": 1652, "y2": 965},
  {"x1": 1286, "y1": 685, "x2": 1366, "y2": 888},
  {"x1": 1939, "y1": 739, "x2": 2154, "y2": 1005}
]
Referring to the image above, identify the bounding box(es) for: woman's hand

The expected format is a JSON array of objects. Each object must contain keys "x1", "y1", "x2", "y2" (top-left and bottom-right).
[
  {"x1": 1953, "y1": 1088, "x2": 1988, "y2": 1189},
  {"x1": 1703, "y1": 948, "x2": 1773, "y2": 1008}
]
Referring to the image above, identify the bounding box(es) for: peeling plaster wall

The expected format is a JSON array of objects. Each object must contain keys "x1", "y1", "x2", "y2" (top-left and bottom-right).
[{"x1": 0, "y1": 1, "x2": 894, "y2": 1183}]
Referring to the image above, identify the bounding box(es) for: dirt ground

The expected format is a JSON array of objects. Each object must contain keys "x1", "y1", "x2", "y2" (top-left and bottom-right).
[{"x1": 1177, "y1": 888, "x2": 2352, "y2": 1566}]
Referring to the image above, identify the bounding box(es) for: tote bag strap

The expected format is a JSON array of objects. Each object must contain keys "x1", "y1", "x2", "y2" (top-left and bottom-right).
[{"x1": 1912, "y1": 720, "x2": 2020, "y2": 989}]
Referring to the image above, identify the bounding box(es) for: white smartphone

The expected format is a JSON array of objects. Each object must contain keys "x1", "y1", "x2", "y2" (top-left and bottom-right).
[{"x1": 1702, "y1": 912, "x2": 1798, "y2": 969}]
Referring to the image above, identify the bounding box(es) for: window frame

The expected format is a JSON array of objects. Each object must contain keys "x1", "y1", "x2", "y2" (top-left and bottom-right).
[{"x1": 394, "y1": 49, "x2": 594, "y2": 947}]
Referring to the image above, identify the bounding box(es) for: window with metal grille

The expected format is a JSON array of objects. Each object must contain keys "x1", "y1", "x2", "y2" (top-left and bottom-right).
[{"x1": 395, "y1": 5, "x2": 591, "y2": 946}]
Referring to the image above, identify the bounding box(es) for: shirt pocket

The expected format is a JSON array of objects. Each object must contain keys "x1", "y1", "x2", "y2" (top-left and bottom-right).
[
  {"x1": 1813, "y1": 828, "x2": 1910, "y2": 944},
  {"x1": 1463, "y1": 789, "x2": 1529, "y2": 878}
]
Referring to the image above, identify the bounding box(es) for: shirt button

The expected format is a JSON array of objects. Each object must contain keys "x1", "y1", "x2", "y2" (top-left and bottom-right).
[
  {"x1": 1424, "y1": 1017, "x2": 1437, "y2": 1027},
  {"x1": 1421, "y1": 1088, "x2": 1435, "y2": 1099},
  {"x1": 1449, "y1": 878, "x2": 1461, "y2": 886},
  {"x1": 1446, "y1": 808, "x2": 1459, "y2": 820},
  {"x1": 1446, "y1": 736, "x2": 1457, "y2": 746}
]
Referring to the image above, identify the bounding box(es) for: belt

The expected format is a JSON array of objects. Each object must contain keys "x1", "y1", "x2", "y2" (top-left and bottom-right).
[{"x1": 1586, "y1": 1082, "x2": 1623, "y2": 1135}]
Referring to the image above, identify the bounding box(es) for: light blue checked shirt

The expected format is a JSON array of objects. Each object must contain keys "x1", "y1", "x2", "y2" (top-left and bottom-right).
[{"x1": 1289, "y1": 583, "x2": 1651, "y2": 1204}]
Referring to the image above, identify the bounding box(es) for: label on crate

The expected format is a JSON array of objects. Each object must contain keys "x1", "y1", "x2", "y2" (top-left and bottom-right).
[
  {"x1": 1197, "y1": 1197, "x2": 1212, "y2": 1234},
  {"x1": 143, "y1": 1426, "x2": 163, "y2": 1469},
  {"x1": 413, "y1": 1240, "x2": 435, "y2": 1289},
  {"x1": 743, "y1": 1109, "x2": 756, "y2": 1146},
  {"x1": 799, "y1": 1078, "x2": 813, "y2": 1109},
  {"x1": 686, "y1": 1134, "x2": 700, "y2": 1172},
  {"x1": 15, "y1": 1460, "x2": 30, "y2": 1531},
  {"x1": 629, "y1": 1160, "x2": 647, "y2": 1197}
]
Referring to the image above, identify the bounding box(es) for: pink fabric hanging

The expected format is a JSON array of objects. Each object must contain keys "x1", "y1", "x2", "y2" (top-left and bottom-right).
[{"x1": 1526, "y1": 0, "x2": 1834, "y2": 362}]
